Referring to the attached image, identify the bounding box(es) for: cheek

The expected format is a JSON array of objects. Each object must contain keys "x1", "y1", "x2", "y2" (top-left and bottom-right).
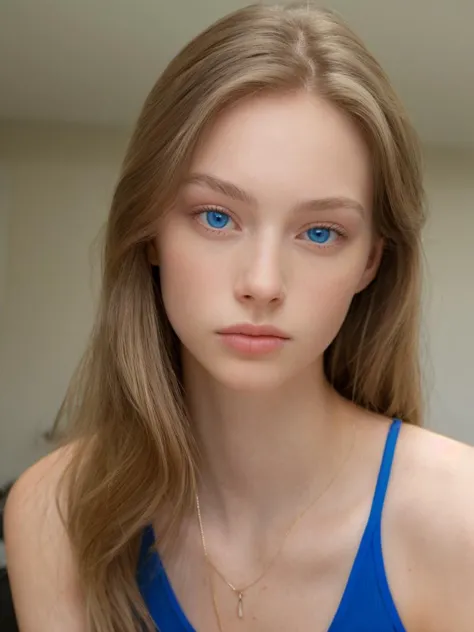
[
  {"x1": 159, "y1": 249, "x2": 198, "y2": 330},
  {"x1": 298, "y1": 256, "x2": 367, "y2": 344},
  {"x1": 157, "y1": 228, "x2": 225, "y2": 334}
]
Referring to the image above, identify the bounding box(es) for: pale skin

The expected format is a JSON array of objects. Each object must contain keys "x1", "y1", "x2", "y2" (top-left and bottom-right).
[{"x1": 5, "y1": 91, "x2": 474, "y2": 631}]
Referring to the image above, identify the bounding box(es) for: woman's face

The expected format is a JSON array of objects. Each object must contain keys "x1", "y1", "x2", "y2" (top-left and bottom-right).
[{"x1": 152, "y1": 91, "x2": 382, "y2": 391}]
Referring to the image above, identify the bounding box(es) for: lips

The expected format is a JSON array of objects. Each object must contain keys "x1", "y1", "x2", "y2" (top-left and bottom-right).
[
  {"x1": 218, "y1": 323, "x2": 290, "y2": 339},
  {"x1": 217, "y1": 323, "x2": 290, "y2": 355}
]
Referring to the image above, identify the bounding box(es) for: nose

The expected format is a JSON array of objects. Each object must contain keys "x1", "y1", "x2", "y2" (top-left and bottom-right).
[{"x1": 234, "y1": 235, "x2": 286, "y2": 307}]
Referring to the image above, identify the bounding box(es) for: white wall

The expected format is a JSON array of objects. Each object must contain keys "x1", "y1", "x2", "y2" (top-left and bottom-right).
[
  {"x1": 0, "y1": 122, "x2": 473, "y2": 484},
  {"x1": 0, "y1": 165, "x2": 11, "y2": 317},
  {"x1": 0, "y1": 123, "x2": 129, "y2": 483},
  {"x1": 422, "y1": 151, "x2": 474, "y2": 443}
]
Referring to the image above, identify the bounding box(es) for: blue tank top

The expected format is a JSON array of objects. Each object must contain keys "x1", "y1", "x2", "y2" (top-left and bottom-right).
[{"x1": 137, "y1": 418, "x2": 405, "y2": 631}]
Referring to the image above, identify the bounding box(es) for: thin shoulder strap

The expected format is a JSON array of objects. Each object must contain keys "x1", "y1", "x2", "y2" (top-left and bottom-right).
[{"x1": 366, "y1": 419, "x2": 402, "y2": 527}]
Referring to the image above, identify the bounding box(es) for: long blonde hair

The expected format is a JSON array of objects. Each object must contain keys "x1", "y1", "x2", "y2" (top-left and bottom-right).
[{"x1": 53, "y1": 3, "x2": 425, "y2": 630}]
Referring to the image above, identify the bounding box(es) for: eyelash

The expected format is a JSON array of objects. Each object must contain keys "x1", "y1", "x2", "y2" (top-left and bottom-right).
[{"x1": 192, "y1": 206, "x2": 348, "y2": 245}]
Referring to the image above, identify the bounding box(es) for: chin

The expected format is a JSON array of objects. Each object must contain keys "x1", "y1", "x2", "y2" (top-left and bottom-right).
[
  {"x1": 180, "y1": 336, "x2": 318, "y2": 393},
  {"x1": 205, "y1": 357, "x2": 295, "y2": 392}
]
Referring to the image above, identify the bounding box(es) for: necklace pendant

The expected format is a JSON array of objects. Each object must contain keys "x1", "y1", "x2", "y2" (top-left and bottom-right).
[{"x1": 237, "y1": 592, "x2": 244, "y2": 619}]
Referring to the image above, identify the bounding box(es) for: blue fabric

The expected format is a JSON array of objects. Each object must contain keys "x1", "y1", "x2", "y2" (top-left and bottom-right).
[{"x1": 137, "y1": 418, "x2": 405, "y2": 631}]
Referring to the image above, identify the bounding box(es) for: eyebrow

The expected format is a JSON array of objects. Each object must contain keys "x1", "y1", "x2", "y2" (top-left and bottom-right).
[{"x1": 183, "y1": 172, "x2": 366, "y2": 216}]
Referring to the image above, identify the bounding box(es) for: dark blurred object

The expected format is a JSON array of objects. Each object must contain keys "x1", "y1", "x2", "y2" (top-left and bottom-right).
[
  {"x1": 0, "y1": 480, "x2": 15, "y2": 540},
  {"x1": 0, "y1": 568, "x2": 19, "y2": 631},
  {"x1": 0, "y1": 480, "x2": 20, "y2": 631}
]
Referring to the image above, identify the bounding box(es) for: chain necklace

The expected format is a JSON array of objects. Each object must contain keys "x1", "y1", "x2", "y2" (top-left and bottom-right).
[{"x1": 196, "y1": 420, "x2": 356, "y2": 628}]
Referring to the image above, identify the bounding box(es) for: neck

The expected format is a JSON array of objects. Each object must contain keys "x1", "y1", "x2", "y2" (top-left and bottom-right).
[{"x1": 183, "y1": 352, "x2": 354, "y2": 536}]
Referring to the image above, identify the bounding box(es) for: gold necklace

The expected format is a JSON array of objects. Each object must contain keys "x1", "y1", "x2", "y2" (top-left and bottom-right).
[{"x1": 196, "y1": 420, "x2": 356, "y2": 626}]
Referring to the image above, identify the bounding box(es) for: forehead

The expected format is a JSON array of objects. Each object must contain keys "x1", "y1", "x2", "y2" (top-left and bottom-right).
[{"x1": 189, "y1": 92, "x2": 373, "y2": 213}]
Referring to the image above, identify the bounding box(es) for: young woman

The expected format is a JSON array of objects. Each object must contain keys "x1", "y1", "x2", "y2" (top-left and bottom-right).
[{"x1": 5, "y1": 3, "x2": 474, "y2": 631}]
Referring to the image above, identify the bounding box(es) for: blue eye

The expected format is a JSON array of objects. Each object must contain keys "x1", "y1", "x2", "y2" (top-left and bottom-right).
[
  {"x1": 305, "y1": 227, "x2": 338, "y2": 245},
  {"x1": 201, "y1": 209, "x2": 232, "y2": 230}
]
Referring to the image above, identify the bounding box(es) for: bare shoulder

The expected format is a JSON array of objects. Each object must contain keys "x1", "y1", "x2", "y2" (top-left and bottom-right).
[
  {"x1": 5, "y1": 443, "x2": 76, "y2": 522},
  {"x1": 394, "y1": 422, "x2": 474, "y2": 530},
  {"x1": 387, "y1": 422, "x2": 474, "y2": 631},
  {"x1": 4, "y1": 443, "x2": 87, "y2": 631}
]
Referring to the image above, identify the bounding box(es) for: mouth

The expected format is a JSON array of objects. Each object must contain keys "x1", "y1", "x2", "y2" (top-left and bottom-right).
[
  {"x1": 217, "y1": 323, "x2": 291, "y2": 339},
  {"x1": 216, "y1": 323, "x2": 290, "y2": 355}
]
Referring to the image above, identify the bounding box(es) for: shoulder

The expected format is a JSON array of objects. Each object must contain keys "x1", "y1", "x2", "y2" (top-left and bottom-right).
[
  {"x1": 394, "y1": 423, "x2": 474, "y2": 538},
  {"x1": 5, "y1": 443, "x2": 74, "y2": 520},
  {"x1": 4, "y1": 443, "x2": 87, "y2": 631},
  {"x1": 388, "y1": 422, "x2": 474, "y2": 631},
  {"x1": 4, "y1": 443, "x2": 77, "y2": 538}
]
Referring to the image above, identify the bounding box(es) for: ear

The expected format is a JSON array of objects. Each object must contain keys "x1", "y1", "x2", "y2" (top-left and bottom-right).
[
  {"x1": 147, "y1": 239, "x2": 160, "y2": 266},
  {"x1": 355, "y1": 237, "x2": 384, "y2": 293}
]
